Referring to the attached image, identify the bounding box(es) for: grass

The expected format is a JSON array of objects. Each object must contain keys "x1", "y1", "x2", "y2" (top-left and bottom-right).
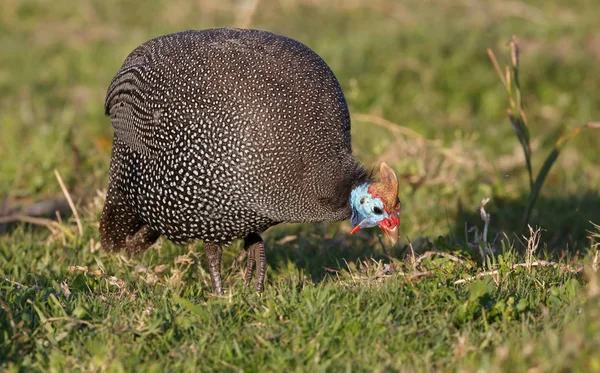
[
  {"x1": 1, "y1": 220, "x2": 599, "y2": 372},
  {"x1": 1, "y1": 0, "x2": 600, "y2": 371}
]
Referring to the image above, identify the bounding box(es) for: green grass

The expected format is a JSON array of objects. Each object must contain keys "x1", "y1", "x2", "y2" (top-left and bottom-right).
[
  {"x1": 1, "y1": 0, "x2": 600, "y2": 371},
  {"x1": 2, "y1": 221, "x2": 600, "y2": 372}
]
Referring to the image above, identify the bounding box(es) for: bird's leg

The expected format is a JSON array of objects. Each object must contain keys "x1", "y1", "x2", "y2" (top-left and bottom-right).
[
  {"x1": 253, "y1": 240, "x2": 266, "y2": 293},
  {"x1": 244, "y1": 233, "x2": 266, "y2": 292},
  {"x1": 125, "y1": 224, "x2": 160, "y2": 256},
  {"x1": 204, "y1": 242, "x2": 223, "y2": 295},
  {"x1": 244, "y1": 247, "x2": 256, "y2": 287}
]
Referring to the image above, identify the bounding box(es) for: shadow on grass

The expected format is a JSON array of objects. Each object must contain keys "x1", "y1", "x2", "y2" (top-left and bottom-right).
[
  {"x1": 455, "y1": 190, "x2": 600, "y2": 256},
  {"x1": 3, "y1": 191, "x2": 598, "y2": 286},
  {"x1": 260, "y1": 190, "x2": 600, "y2": 284},
  {"x1": 258, "y1": 223, "x2": 408, "y2": 284}
]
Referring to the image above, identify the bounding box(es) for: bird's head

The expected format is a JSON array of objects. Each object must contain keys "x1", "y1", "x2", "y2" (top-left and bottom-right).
[{"x1": 350, "y1": 162, "x2": 401, "y2": 244}]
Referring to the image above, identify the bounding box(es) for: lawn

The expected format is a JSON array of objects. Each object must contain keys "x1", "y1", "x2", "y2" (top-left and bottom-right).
[{"x1": 1, "y1": 0, "x2": 600, "y2": 371}]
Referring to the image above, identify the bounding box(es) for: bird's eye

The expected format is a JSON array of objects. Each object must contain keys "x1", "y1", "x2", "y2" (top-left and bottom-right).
[
  {"x1": 360, "y1": 198, "x2": 365, "y2": 205},
  {"x1": 373, "y1": 207, "x2": 384, "y2": 215}
]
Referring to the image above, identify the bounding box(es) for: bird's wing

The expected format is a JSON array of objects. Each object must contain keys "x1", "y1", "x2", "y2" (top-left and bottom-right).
[{"x1": 104, "y1": 60, "x2": 168, "y2": 156}]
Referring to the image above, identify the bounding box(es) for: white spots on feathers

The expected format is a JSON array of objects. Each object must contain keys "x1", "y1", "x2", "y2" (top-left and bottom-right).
[{"x1": 101, "y1": 28, "x2": 368, "y2": 247}]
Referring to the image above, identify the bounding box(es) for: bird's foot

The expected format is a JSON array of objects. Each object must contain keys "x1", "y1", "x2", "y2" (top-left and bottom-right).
[{"x1": 232, "y1": 249, "x2": 248, "y2": 270}]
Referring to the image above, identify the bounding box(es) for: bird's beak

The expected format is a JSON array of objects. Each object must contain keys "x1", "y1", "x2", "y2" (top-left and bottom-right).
[
  {"x1": 350, "y1": 217, "x2": 399, "y2": 245},
  {"x1": 377, "y1": 215, "x2": 400, "y2": 245},
  {"x1": 380, "y1": 224, "x2": 398, "y2": 245}
]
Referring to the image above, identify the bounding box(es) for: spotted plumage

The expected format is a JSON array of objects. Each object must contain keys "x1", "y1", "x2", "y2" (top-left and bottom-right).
[{"x1": 100, "y1": 28, "x2": 401, "y2": 294}]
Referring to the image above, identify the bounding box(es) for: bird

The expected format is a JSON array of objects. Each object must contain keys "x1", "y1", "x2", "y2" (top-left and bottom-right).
[{"x1": 99, "y1": 28, "x2": 402, "y2": 294}]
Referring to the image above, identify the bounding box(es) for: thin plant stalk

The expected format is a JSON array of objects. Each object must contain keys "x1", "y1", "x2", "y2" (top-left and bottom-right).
[{"x1": 488, "y1": 36, "x2": 599, "y2": 231}]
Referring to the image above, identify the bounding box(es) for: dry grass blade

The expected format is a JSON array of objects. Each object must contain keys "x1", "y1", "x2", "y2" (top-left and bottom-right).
[
  {"x1": 0, "y1": 214, "x2": 75, "y2": 241},
  {"x1": 454, "y1": 270, "x2": 499, "y2": 285},
  {"x1": 354, "y1": 112, "x2": 486, "y2": 188},
  {"x1": 415, "y1": 251, "x2": 465, "y2": 266},
  {"x1": 54, "y1": 169, "x2": 83, "y2": 236},
  {"x1": 406, "y1": 236, "x2": 417, "y2": 269},
  {"x1": 0, "y1": 214, "x2": 56, "y2": 227},
  {"x1": 68, "y1": 265, "x2": 131, "y2": 296},
  {"x1": 524, "y1": 225, "x2": 542, "y2": 271},
  {"x1": 556, "y1": 122, "x2": 600, "y2": 146},
  {"x1": 589, "y1": 221, "x2": 600, "y2": 251},
  {"x1": 2, "y1": 276, "x2": 31, "y2": 289},
  {"x1": 353, "y1": 113, "x2": 424, "y2": 139},
  {"x1": 454, "y1": 260, "x2": 583, "y2": 285},
  {"x1": 367, "y1": 263, "x2": 395, "y2": 281},
  {"x1": 43, "y1": 316, "x2": 96, "y2": 327},
  {"x1": 397, "y1": 270, "x2": 435, "y2": 280},
  {"x1": 487, "y1": 48, "x2": 506, "y2": 88}
]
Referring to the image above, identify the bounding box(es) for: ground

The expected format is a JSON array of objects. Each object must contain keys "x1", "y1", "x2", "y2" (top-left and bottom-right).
[{"x1": 1, "y1": 0, "x2": 600, "y2": 371}]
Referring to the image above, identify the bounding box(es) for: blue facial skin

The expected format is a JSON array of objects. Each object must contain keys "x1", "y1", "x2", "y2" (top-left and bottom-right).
[{"x1": 350, "y1": 183, "x2": 390, "y2": 230}]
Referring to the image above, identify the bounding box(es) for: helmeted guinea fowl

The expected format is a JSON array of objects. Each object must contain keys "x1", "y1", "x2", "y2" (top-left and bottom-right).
[{"x1": 100, "y1": 28, "x2": 402, "y2": 294}]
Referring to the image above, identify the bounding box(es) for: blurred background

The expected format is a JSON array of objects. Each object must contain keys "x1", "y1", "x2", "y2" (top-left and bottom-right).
[{"x1": 1, "y1": 0, "x2": 599, "y2": 253}]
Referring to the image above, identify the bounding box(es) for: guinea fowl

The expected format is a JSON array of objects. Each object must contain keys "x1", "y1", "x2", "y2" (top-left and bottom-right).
[{"x1": 99, "y1": 28, "x2": 402, "y2": 294}]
